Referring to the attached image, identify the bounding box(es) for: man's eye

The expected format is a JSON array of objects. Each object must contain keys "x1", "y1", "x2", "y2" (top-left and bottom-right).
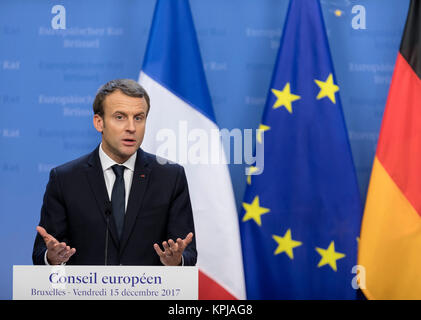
[
  {"x1": 135, "y1": 116, "x2": 143, "y2": 121},
  {"x1": 115, "y1": 115, "x2": 124, "y2": 120}
]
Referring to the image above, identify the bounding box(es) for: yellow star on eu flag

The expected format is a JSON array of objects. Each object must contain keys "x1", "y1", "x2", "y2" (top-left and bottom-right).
[
  {"x1": 271, "y1": 83, "x2": 301, "y2": 113},
  {"x1": 246, "y1": 166, "x2": 259, "y2": 185},
  {"x1": 315, "y1": 241, "x2": 346, "y2": 272},
  {"x1": 242, "y1": 196, "x2": 270, "y2": 226},
  {"x1": 314, "y1": 73, "x2": 339, "y2": 104},
  {"x1": 272, "y1": 229, "x2": 302, "y2": 259},
  {"x1": 257, "y1": 124, "x2": 270, "y2": 144}
]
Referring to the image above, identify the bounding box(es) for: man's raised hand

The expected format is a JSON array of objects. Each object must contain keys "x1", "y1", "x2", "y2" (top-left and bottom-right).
[
  {"x1": 153, "y1": 232, "x2": 194, "y2": 266},
  {"x1": 36, "y1": 226, "x2": 76, "y2": 265}
]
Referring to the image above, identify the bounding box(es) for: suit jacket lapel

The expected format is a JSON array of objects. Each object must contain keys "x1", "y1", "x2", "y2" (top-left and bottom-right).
[
  {"x1": 85, "y1": 146, "x2": 120, "y2": 250},
  {"x1": 120, "y1": 148, "x2": 151, "y2": 254}
]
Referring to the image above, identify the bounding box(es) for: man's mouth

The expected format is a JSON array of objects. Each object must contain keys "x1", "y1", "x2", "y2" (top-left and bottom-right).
[{"x1": 122, "y1": 138, "x2": 136, "y2": 146}]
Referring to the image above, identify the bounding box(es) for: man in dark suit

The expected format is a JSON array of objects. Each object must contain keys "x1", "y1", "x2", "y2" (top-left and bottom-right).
[{"x1": 32, "y1": 79, "x2": 196, "y2": 266}]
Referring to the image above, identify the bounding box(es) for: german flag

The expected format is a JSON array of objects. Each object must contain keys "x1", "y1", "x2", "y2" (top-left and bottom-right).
[{"x1": 358, "y1": 1, "x2": 421, "y2": 299}]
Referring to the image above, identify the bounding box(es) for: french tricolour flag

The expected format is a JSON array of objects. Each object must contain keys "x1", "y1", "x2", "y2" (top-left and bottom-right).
[{"x1": 138, "y1": 0, "x2": 245, "y2": 300}]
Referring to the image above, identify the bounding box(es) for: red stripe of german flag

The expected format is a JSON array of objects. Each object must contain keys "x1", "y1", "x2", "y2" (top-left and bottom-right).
[{"x1": 358, "y1": 1, "x2": 421, "y2": 299}]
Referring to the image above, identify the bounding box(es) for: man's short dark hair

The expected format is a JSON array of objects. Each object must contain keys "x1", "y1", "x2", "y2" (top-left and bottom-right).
[{"x1": 93, "y1": 79, "x2": 151, "y2": 117}]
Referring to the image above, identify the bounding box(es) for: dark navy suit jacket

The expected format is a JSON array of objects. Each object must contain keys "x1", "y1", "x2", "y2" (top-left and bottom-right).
[{"x1": 32, "y1": 146, "x2": 197, "y2": 266}]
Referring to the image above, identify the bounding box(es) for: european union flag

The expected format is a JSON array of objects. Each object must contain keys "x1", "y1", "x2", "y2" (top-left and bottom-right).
[{"x1": 240, "y1": 0, "x2": 362, "y2": 299}]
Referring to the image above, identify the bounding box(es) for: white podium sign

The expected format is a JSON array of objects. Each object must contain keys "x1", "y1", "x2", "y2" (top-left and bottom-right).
[{"x1": 13, "y1": 265, "x2": 198, "y2": 300}]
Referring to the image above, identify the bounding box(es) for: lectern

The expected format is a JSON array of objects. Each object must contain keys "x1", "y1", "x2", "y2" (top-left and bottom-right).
[{"x1": 13, "y1": 265, "x2": 198, "y2": 300}]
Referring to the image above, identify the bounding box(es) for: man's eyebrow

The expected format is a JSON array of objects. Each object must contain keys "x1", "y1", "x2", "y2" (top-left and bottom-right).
[
  {"x1": 112, "y1": 111, "x2": 145, "y2": 116},
  {"x1": 113, "y1": 110, "x2": 128, "y2": 116}
]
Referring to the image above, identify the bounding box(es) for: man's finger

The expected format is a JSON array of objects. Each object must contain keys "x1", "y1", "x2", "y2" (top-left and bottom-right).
[
  {"x1": 55, "y1": 244, "x2": 70, "y2": 258},
  {"x1": 168, "y1": 239, "x2": 177, "y2": 250},
  {"x1": 46, "y1": 240, "x2": 60, "y2": 251},
  {"x1": 173, "y1": 242, "x2": 179, "y2": 253},
  {"x1": 37, "y1": 226, "x2": 58, "y2": 245},
  {"x1": 183, "y1": 232, "x2": 194, "y2": 246},
  {"x1": 36, "y1": 226, "x2": 47, "y2": 236},
  {"x1": 169, "y1": 239, "x2": 179, "y2": 253},
  {"x1": 36, "y1": 226, "x2": 50, "y2": 241},
  {"x1": 153, "y1": 243, "x2": 165, "y2": 257},
  {"x1": 162, "y1": 241, "x2": 170, "y2": 253},
  {"x1": 61, "y1": 248, "x2": 76, "y2": 263},
  {"x1": 49, "y1": 241, "x2": 66, "y2": 252},
  {"x1": 62, "y1": 247, "x2": 76, "y2": 260}
]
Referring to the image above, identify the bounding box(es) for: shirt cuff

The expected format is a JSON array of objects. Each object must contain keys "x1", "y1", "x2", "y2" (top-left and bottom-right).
[{"x1": 44, "y1": 250, "x2": 50, "y2": 265}]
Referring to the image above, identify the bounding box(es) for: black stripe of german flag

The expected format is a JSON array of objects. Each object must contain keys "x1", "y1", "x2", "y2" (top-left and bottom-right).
[{"x1": 400, "y1": 0, "x2": 421, "y2": 79}]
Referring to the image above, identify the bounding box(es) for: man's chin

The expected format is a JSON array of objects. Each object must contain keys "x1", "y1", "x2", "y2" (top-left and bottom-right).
[{"x1": 120, "y1": 144, "x2": 140, "y2": 156}]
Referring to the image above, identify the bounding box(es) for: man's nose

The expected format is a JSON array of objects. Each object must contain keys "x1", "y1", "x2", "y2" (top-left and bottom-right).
[{"x1": 126, "y1": 119, "x2": 136, "y2": 132}]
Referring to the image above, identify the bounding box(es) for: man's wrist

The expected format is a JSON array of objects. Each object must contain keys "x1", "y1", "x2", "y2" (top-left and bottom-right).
[
  {"x1": 44, "y1": 249, "x2": 51, "y2": 265},
  {"x1": 44, "y1": 249, "x2": 66, "y2": 265}
]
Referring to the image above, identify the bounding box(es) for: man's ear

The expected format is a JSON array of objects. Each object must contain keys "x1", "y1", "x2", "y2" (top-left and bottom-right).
[{"x1": 93, "y1": 114, "x2": 104, "y2": 133}]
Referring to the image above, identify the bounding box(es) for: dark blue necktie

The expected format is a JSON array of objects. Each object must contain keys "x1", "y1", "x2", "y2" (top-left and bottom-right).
[{"x1": 111, "y1": 164, "x2": 125, "y2": 239}]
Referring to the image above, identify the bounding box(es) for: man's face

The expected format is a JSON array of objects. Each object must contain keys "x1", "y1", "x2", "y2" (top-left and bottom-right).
[{"x1": 93, "y1": 90, "x2": 148, "y2": 163}]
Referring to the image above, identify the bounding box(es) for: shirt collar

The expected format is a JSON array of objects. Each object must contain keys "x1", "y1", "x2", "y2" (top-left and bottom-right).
[{"x1": 98, "y1": 143, "x2": 137, "y2": 172}]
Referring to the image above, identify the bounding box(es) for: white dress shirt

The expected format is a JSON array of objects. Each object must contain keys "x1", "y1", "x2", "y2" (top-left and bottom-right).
[{"x1": 98, "y1": 143, "x2": 137, "y2": 209}]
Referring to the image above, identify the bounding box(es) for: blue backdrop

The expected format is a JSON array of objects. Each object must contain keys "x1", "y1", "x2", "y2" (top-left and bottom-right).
[{"x1": 0, "y1": 0, "x2": 409, "y2": 299}]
